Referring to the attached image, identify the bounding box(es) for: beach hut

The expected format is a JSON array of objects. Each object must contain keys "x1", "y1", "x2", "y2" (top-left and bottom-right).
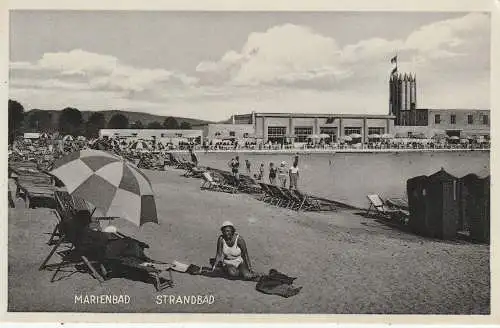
[
  {"x1": 406, "y1": 169, "x2": 460, "y2": 240},
  {"x1": 459, "y1": 173, "x2": 490, "y2": 243}
]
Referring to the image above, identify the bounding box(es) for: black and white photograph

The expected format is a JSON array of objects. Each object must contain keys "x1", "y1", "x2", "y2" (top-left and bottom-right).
[{"x1": 5, "y1": 4, "x2": 494, "y2": 317}]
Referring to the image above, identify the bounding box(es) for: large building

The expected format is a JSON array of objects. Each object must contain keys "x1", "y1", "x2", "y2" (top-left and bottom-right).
[{"x1": 228, "y1": 112, "x2": 395, "y2": 143}]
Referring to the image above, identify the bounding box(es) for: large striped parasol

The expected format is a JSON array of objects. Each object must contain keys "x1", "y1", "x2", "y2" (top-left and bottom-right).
[{"x1": 50, "y1": 149, "x2": 158, "y2": 226}]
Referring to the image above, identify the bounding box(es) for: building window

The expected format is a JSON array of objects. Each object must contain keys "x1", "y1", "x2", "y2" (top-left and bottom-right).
[
  {"x1": 320, "y1": 127, "x2": 337, "y2": 142},
  {"x1": 229, "y1": 131, "x2": 235, "y2": 137},
  {"x1": 294, "y1": 126, "x2": 313, "y2": 142},
  {"x1": 434, "y1": 114, "x2": 441, "y2": 124},
  {"x1": 468, "y1": 115, "x2": 474, "y2": 124},
  {"x1": 344, "y1": 127, "x2": 362, "y2": 136},
  {"x1": 482, "y1": 115, "x2": 488, "y2": 125},
  {"x1": 450, "y1": 114, "x2": 456, "y2": 124},
  {"x1": 368, "y1": 127, "x2": 385, "y2": 135},
  {"x1": 267, "y1": 126, "x2": 286, "y2": 143}
]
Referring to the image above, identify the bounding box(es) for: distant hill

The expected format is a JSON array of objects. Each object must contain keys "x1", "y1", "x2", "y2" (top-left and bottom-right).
[{"x1": 24, "y1": 109, "x2": 213, "y2": 129}]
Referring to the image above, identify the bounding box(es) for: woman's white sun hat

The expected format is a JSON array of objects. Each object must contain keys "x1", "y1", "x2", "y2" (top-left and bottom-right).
[{"x1": 221, "y1": 221, "x2": 234, "y2": 229}]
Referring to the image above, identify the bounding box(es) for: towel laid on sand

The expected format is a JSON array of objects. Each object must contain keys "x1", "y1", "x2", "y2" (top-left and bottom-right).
[{"x1": 256, "y1": 269, "x2": 302, "y2": 298}]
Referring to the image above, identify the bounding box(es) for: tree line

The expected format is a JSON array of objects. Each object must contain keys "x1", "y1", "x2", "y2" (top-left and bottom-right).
[{"x1": 8, "y1": 99, "x2": 191, "y2": 143}]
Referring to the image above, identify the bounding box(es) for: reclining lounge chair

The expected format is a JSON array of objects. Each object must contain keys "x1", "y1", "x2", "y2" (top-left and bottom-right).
[
  {"x1": 366, "y1": 194, "x2": 409, "y2": 224},
  {"x1": 201, "y1": 171, "x2": 237, "y2": 194},
  {"x1": 40, "y1": 191, "x2": 174, "y2": 291}
]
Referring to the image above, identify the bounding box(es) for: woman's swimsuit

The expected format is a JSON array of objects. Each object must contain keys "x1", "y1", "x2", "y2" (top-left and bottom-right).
[{"x1": 222, "y1": 234, "x2": 243, "y2": 268}]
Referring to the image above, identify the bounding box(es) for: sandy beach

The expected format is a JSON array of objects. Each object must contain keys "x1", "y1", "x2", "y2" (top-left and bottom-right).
[{"x1": 7, "y1": 165, "x2": 490, "y2": 314}]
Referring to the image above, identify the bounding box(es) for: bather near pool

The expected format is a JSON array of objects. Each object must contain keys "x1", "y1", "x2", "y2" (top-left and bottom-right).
[{"x1": 212, "y1": 221, "x2": 257, "y2": 280}]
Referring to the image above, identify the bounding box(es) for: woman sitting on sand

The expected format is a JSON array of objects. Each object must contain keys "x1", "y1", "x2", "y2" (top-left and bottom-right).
[{"x1": 212, "y1": 221, "x2": 256, "y2": 280}]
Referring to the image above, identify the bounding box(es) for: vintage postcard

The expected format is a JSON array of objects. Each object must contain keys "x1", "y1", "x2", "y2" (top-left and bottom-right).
[{"x1": 1, "y1": 0, "x2": 498, "y2": 324}]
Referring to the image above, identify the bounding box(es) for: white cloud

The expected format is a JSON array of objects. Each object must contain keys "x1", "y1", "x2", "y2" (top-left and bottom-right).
[
  {"x1": 196, "y1": 13, "x2": 489, "y2": 89},
  {"x1": 404, "y1": 12, "x2": 489, "y2": 57},
  {"x1": 197, "y1": 24, "x2": 347, "y2": 87},
  {"x1": 10, "y1": 49, "x2": 198, "y2": 94}
]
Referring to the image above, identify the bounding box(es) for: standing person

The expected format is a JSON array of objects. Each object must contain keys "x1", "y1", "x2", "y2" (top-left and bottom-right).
[
  {"x1": 190, "y1": 147, "x2": 199, "y2": 167},
  {"x1": 258, "y1": 163, "x2": 265, "y2": 180},
  {"x1": 228, "y1": 156, "x2": 240, "y2": 186},
  {"x1": 289, "y1": 161, "x2": 299, "y2": 190},
  {"x1": 277, "y1": 161, "x2": 288, "y2": 188},
  {"x1": 245, "y1": 159, "x2": 251, "y2": 174},
  {"x1": 268, "y1": 162, "x2": 277, "y2": 185}
]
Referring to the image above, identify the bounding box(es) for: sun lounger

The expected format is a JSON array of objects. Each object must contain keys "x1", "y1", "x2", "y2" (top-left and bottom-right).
[
  {"x1": 201, "y1": 172, "x2": 236, "y2": 193},
  {"x1": 263, "y1": 184, "x2": 285, "y2": 206},
  {"x1": 40, "y1": 191, "x2": 174, "y2": 291},
  {"x1": 257, "y1": 183, "x2": 274, "y2": 203},
  {"x1": 266, "y1": 185, "x2": 292, "y2": 208},
  {"x1": 184, "y1": 165, "x2": 207, "y2": 178},
  {"x1": 366, "y1": 194, "x2": 409, "y2": 223},
  {"x1": 292, "y1": 189, "x2": 322, "y2": 211},
  {"x1": 15, "y1": 181, "x2": 58, "y2": 209},
  {"x1": 281, "y1": 188, "x2": 302, "y2": 210}
]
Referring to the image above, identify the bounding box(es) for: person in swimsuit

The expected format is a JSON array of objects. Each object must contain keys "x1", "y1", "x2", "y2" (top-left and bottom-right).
[
  {"x1": 269, "y1": 162, "x2": 277, "y2": 185},
  {"x1": 212, "y1": 221, "x2": 255, "y2": 280},
  {"x1": 228, "y1": 156, "x2": 240, "y2": 186}
]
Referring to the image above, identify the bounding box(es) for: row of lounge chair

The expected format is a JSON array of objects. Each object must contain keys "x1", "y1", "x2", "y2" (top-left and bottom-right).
[
  {"x1": 258, "y1": 183, "x2": 325, "y2": 211},
  {"x1": 195, "y1": 166, "x2": 333, "y2": 212},
  {"x1": 9, "y1": 160, "x2": 59, "y2": 209},
  {"x1": 39, "y1": 190, "x2": 174, "y2": 291}
]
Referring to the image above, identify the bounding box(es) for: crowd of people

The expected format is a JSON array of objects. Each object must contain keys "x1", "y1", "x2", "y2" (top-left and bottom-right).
[{"x1": 227, "y1": 154, "x2": 301, "y2": 190}]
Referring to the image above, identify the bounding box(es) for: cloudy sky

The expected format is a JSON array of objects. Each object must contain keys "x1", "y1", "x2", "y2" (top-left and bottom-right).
[{"x1": 9, "y1": 11, "x2": 490, "y2": 121}]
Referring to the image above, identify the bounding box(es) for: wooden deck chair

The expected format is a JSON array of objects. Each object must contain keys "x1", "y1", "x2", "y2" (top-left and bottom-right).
[
  {"x1": 266, "y1": 185, "x2": 286, "y2": 207},
  {"x1": 293, "y1": 189, "x2": 321, "y2": 211},
  {"x1": 40, "y1": 191, "x2": 105, "y2": 282},
  {"x1": 200, "y1": 172, "x2": 236, "y2": 193},
  {"x1": 281, "y1": 188, "x2": 302, "y2": 210},
  {"x1": 271, "y1": 186, "x2": 295, "y2": 208},
  {"x1": 16, "y1": 181, "x2": 57, "y2": 209},
  {"x1": 183, "y1": 165, "x2": 207, "y2": 178},
  {"x1": 366, "y1": 194, "x2": 409, "y2": 221},
  {"x1": 41, "y1": 191, "x2": 174, "y2": 291},
  {"x1": 258, "y1": 183, "x2": 274, "y2": 203}
]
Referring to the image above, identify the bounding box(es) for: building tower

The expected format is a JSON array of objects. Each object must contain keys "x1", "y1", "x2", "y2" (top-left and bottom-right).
[{"x1": 389, "y1": 73, "x2": 417, "y2": 125}]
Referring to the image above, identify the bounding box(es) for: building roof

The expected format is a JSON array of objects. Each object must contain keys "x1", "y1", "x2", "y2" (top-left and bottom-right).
[
  {"x1": 251, "y1": 112, "x2": 396, "y2": 119},
  {"x1": 422, "y1": 108, "x2": 490, "y2": 112}
]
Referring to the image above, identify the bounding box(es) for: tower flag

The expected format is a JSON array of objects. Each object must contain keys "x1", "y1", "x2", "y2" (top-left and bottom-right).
[{"x1": 390, "y1": 55, "x2": 398, "y2": 75}]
